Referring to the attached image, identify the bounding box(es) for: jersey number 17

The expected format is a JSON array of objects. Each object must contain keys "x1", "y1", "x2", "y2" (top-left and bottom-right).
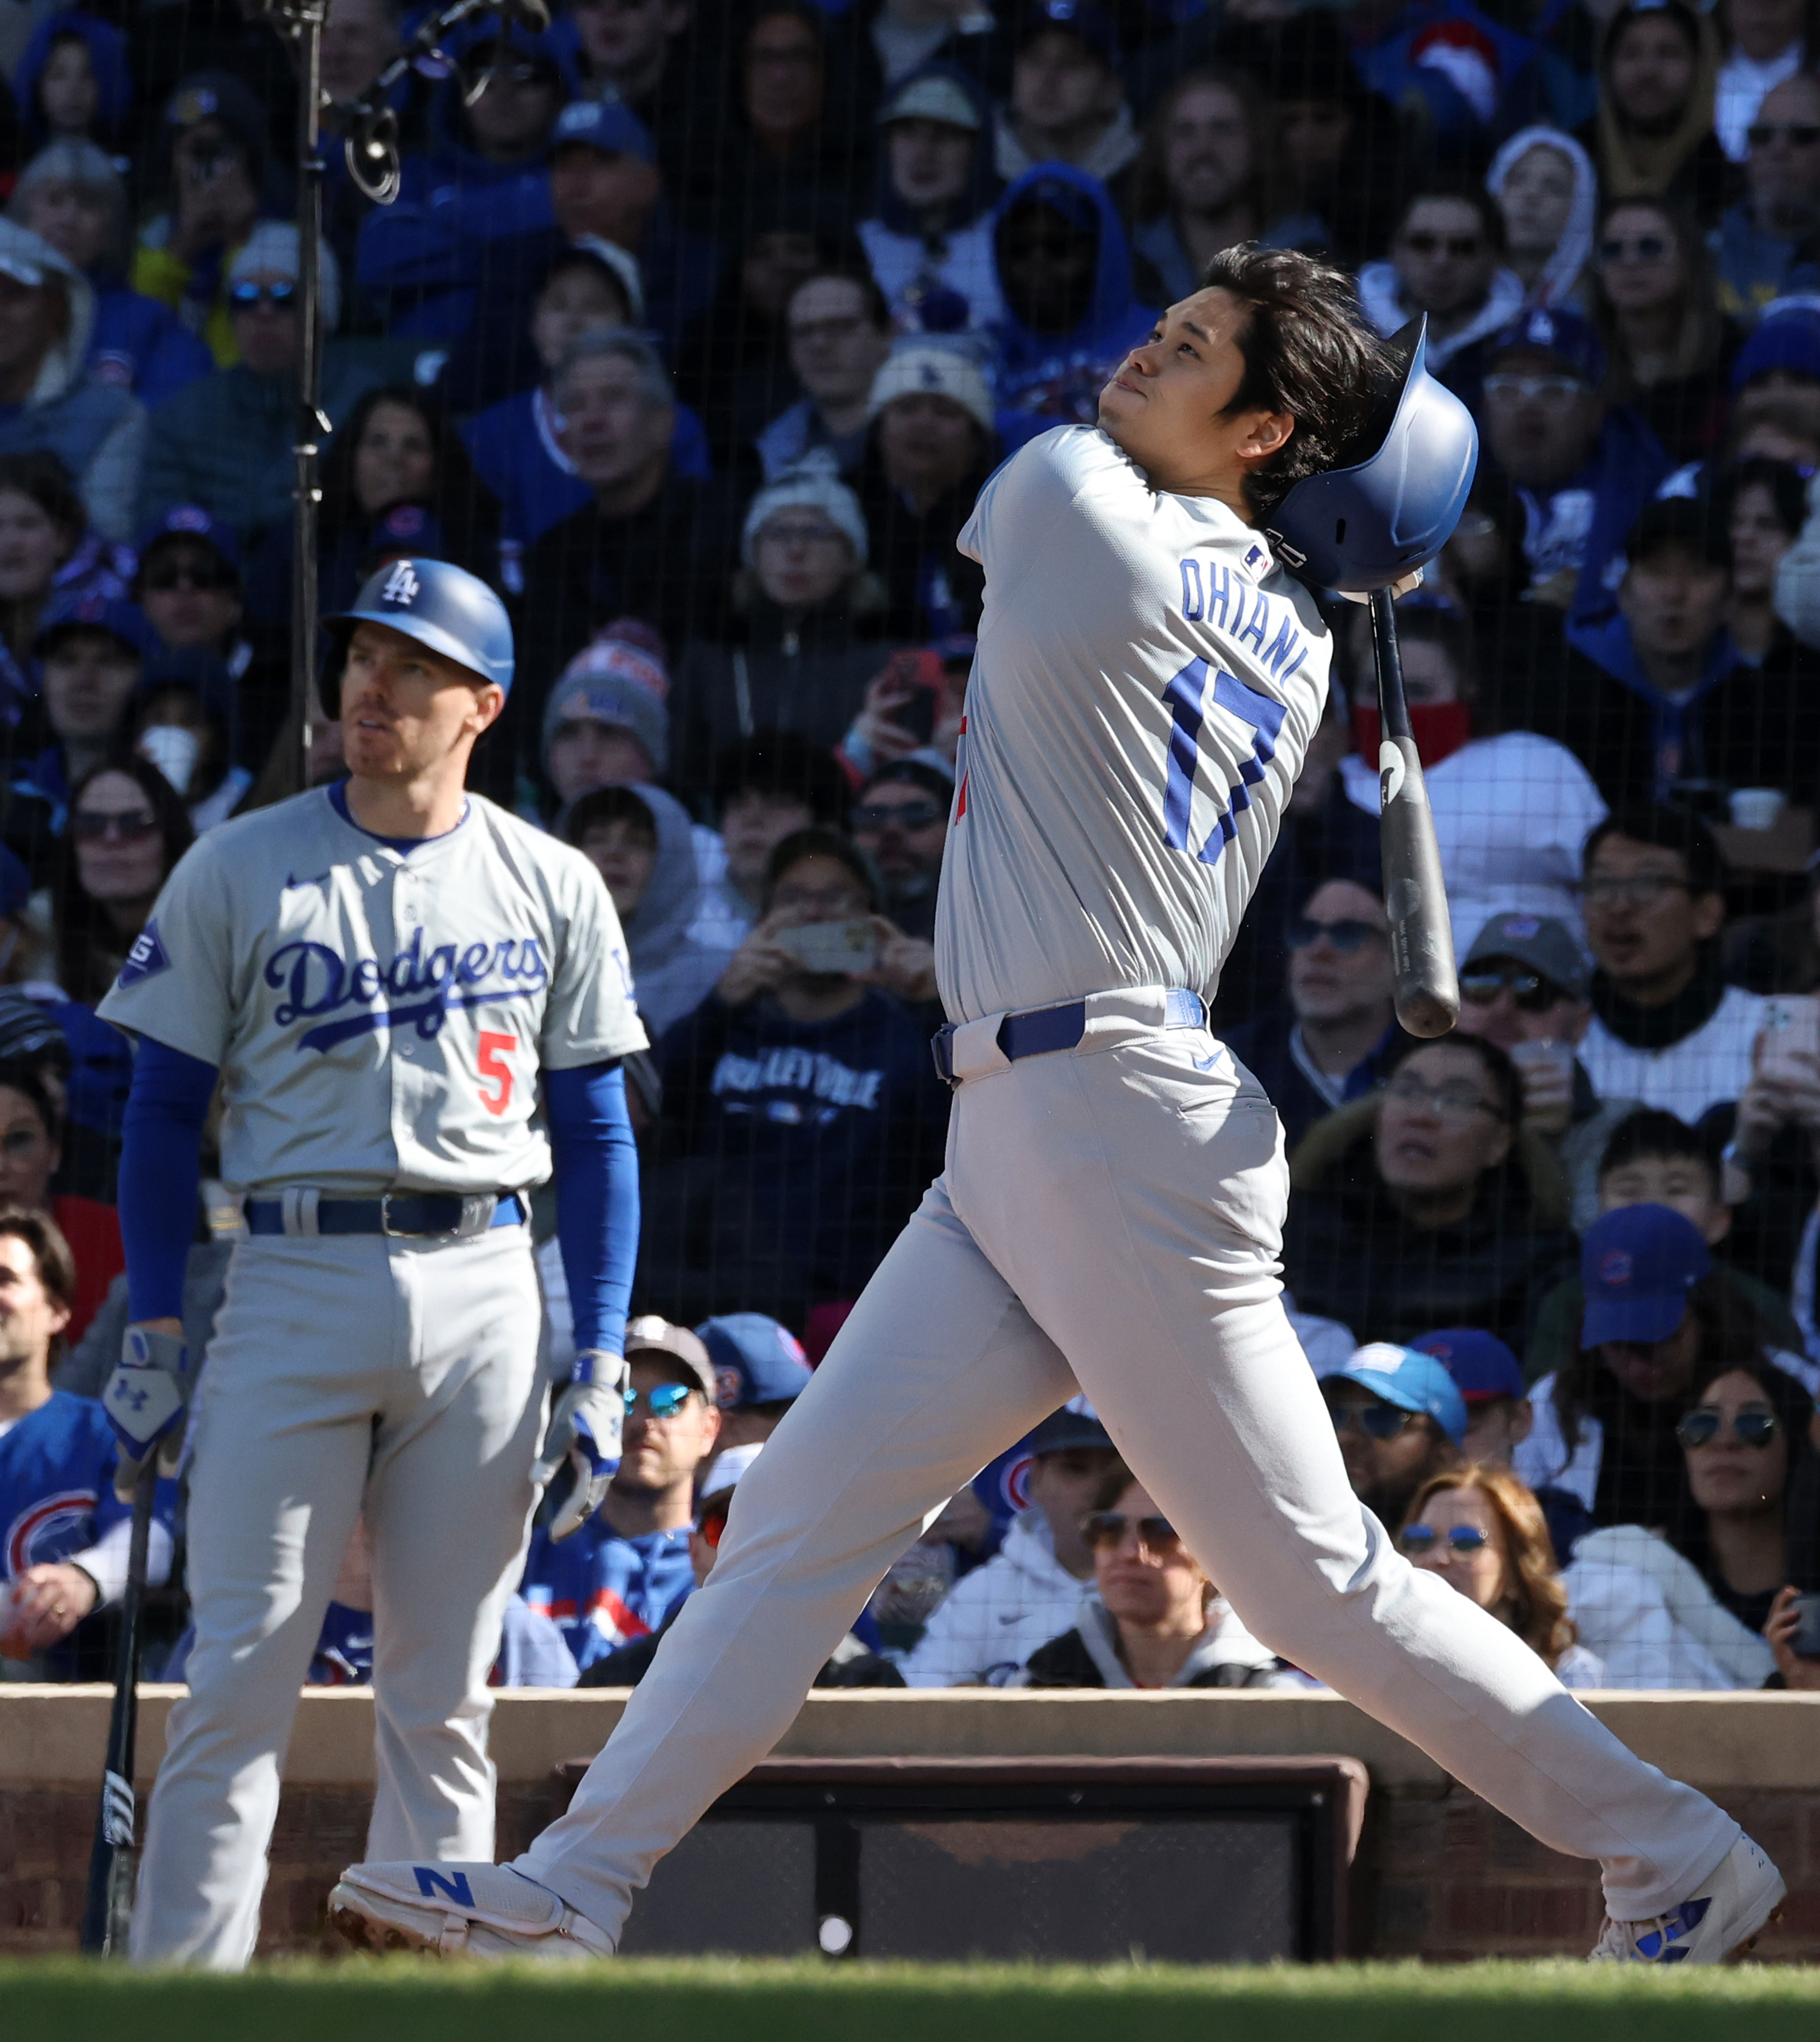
[{"x1": 1160, "y1": 658, "x2": 1286, "y2": 867}]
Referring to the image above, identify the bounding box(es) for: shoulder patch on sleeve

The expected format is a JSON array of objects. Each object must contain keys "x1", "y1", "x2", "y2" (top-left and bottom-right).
[{"x1": 116, "y1": 918, "x2": 171, "y2": 988}]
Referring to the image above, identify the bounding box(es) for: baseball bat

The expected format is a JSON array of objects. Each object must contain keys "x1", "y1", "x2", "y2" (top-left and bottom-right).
[
  {"x1": 79, "y1": 1460, "x2": 157, "y2": 1956},
  {"x1": 1369, "y1": 587, "x2": 1459, "y2": 1039}
]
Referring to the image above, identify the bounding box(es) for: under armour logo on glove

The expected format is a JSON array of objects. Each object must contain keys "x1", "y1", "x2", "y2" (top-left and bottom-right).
[{"x1": 103, "y1": 1326, "x2": 191, "y2": 1500}]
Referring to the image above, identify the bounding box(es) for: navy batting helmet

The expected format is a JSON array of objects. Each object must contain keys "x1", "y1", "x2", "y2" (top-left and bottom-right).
[
  {"x1": 321, "y1": 558, "x2": 513, "y2": 715},
  {"x1": 1265, "y1": 317, "x2": 1477, "y2": 594}
]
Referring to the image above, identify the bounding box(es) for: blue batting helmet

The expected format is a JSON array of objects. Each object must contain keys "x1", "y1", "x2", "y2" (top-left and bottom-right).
[
  {"x1": 1265, "y1": 316, "x2": 1478, "y2": 595},
  {"x1": 321, "y1": 558, "x2": 513, "y2": 714}
]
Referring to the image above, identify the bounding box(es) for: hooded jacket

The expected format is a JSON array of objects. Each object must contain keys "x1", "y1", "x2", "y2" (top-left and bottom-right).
[
  {"x1": 898, "y1": 1507, "x2": 1090, "y2": 1687},
  {"x1": 15, "y1": 13, "x2": 132, "y2": 151},
  {"x1": 1486, "y1": 125, "x2": 1599, "y2": 309},
  {"x1": 1019, "y1": 1594, "x2": 1287, "y2": 1689},
  {"x1": 0, "y1": 221, "x2": 143, "y2": 540},
  {"x1": 608, "y1": 783, "x2": 741, "y2": 1039},
  {"x1": 858, "y1": 64, "x2": 1004, "y2": 331},
  {"x1": 986, "y1": 164, "x2": 1156, "y2": 453},
  {"x1": 1356, "y1": 260, "x2": 1526, "y2": 373},
  {"x1": 1281, "y1": 1095, "x2": 1575, "y2": 1350},
  {"x1": 1578, "y1": 1, "x2": 1731, "y2": 221}
]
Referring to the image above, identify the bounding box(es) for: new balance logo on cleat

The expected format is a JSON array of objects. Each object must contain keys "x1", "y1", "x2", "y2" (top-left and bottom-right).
[
  {"x1": 1634, "y1": 1898, "x2": 1711, "y2": 1961},
  {"x1": 413, "y1": 1867, "x2": 475, "y2": 1906}
]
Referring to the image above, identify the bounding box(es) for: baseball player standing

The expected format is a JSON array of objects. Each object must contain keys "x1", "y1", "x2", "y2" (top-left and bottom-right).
[
  {"x1": 334, "y1": 249, "x2": 1782, "y2": 1965},
  {"x1": 98, "y1": 560, "x2": 647, "y2": 1969}
]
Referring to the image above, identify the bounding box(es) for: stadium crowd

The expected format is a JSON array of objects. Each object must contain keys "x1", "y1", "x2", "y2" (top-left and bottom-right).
[{"x1": 5, "y1": 0, "x2": 1820, "y2": 1702}]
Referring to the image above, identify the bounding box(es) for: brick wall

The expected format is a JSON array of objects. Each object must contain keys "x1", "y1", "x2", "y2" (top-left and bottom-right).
[{"x1": 9, "y1": 1773, "x2": 1820, "y2": 1961}]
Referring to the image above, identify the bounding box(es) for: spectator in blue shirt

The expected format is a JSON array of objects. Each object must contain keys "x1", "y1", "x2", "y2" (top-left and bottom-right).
[
  {"x1": 10, "y1": 142, "x2": 215, "y2": 412},
  {"x1": 14, "y1": 13, "x2": 130, "y2": 157},
  {"x1": 518, "y1": 1316, "x2": 721, "y2": 1674}
]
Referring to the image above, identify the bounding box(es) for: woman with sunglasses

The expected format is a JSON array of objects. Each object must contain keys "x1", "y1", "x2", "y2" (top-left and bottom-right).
[
  {"x1": 1019, "y1": 1463, "x2": 1284, "y2": 1689},
  {"x1": 1558, "y1": 1352, "x2": 1805, "y2": 1687},
  {"x1": 1589, "y1": 200, "x2": 1740, "y2": 463},
  {"x1": 1283, "y1": 1032, "x2": 1576, "y2": 1352},
  {"x1": 51, "y1": 756, "x2": 192, "y2": 1008},
  {"x1": 1400, "y1": 1466, "x2": 1604, "y2": 1688}
]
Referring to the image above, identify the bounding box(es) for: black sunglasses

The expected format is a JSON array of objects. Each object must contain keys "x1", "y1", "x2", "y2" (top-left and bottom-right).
[
  {"x1": 1082, "y1": 1510, "x2": 1181, "y2": 1552},
  {"x1": 1598, "y1": 234, "x2": 1671, "y2": 263},
  {"x1": 1402, "y1": 232, "x2": 1483, "y2": 258},
  {"x1": 1748, "y1": 123, "x2": 1820, "y2": 147},
  {"x1": 71, "y1": 809, "x2": 158, "y2": 843},
  {"x1": 1329, "y1": 1401, "x2": 1417, "y2": 1441},
  {"x1": 1676, "y1": 1408, "x2": 1779, "y2": 1450},
  {"x1": 1459, "y1": 968, "x2": 1565, "y2": 1013},
  {"x1": 1286, "y1": 916, "x2": 1384, "y2": 953}
]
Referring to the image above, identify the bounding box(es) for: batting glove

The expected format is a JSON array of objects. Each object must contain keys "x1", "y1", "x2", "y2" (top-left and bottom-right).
[
  {"x1": 102, "y1": 1326, "x2": 192, "y2": 1502},
  {"x1": 532, "y1": 1353, "x2": 629, "y2": 1542}
]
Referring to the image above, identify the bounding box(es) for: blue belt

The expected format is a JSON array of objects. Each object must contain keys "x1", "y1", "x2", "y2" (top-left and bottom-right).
[
  {"x1": 931, "y1": 988, "x2": 1205, "y2": 1088},
  {"x1": 245, "y1": 1192, "x2": 527, "y2": 1238}
]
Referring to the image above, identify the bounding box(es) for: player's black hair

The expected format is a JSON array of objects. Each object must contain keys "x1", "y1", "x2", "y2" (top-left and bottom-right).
[
  {"x1": 1583, "y1": 801, "x2": 1727, "y2": 897},
  {"x1": 1197, "y1": 243, "x2": 1392, "y2": 518},
  {"x1": 1381, "y1": 1029, "x2": 1524, "y2": 1129},
  {"x1": 1597, "y1": 1108, "x2": 1718, "y2": 1193}
]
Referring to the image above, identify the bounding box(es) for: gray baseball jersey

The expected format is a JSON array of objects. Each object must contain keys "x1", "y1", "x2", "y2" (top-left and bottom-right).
[
  {"x1": 938, "y1": 424, "x2": 1331, "y2": 1023},
  {"x1": 98, "y1": 786, "x2": 647, "y2": 1196}
]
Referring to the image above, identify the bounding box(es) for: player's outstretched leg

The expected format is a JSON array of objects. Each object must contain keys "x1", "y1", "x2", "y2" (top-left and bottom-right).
[
  {"x1": 329, "y1": 1178, "x2": 1079, "y2": 1958},
  {"x1": 942, "y1": 1025, "x2": 1780, "y2": 1962}
]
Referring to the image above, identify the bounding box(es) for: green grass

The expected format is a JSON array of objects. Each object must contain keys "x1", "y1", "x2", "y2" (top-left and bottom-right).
[{"x1": 6, "y1": 1957, "x2": 1820, "y2": 2042}]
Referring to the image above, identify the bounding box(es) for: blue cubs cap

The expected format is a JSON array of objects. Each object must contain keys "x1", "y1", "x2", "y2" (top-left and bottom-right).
[
  {"x1": 1326, "y1": 1342, "x2": 1469, "y2": 1446},
  {"x1": 137, "y1": 502, "x2": 241, "y2": 574},
  {"x1": 1580, "y1": 1203, "x2": 1711, "y2": 1348},
  {"x1": 34, "y1": 592, "x2": 157, "y2": 661},
  {"x1": 323, "y1": 557, "x2": 513, "y2": 711},
  {"x1": 1018, "y1": 0, "x2": 1119, "y2": 67},
  {"x1": 1412, "y1": 1327, "x2": 1526, "y2": 1404},
  {"x1": 1487, "y1": 305, "x2": 1605, "y2": 387},
  {"x1": 368, "y1": 501, "x2": 446, "y2": 561},
  {"x1": 697, "y1": 1313, "x2": 814, "y2": 1409},
  {"x1": 553, "y1": 98, "x2": 655, "y2": 164},
  {"x1": 1731, "y1": 306, "x2": 1820, "y2": 393}
]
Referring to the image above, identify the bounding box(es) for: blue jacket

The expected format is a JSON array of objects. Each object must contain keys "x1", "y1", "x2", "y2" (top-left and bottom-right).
[
  {"x1": 1354, "y1": 0, "x2": 1548, "y2": 149},
  {"x1": 460, "y1": 384, "x2": 711, "y2": 556},
  {"x1": 87, "y1": 282, "x2": 214, "y2": 410},
  {"x1": 520, "y1": 1517, "x2": 696, "y2": 1673},
  {"x1": 987, "y1": 164, "x2": 1156, "y2": 453}
]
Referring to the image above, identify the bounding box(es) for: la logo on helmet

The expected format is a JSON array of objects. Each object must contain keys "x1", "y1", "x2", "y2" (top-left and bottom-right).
[{"x1": 381, "y1": 560, "x2": 420, "y2": 606}]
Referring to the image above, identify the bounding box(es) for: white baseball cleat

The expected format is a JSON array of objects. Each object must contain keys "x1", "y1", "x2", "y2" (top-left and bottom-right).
[
  {"x1": 328, "y1": 1860, "x2": 613, "y2": 1960},
  {"x1": 1589, "y1": 1835, "x2": 1786, "y2": 1964}
]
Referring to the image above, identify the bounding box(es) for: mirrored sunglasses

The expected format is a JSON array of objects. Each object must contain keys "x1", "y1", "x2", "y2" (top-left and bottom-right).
[
  {"x1": 623, "y1": 1382, "x2": 695, "y2": 1419},
  {"x1": 1675, "y1": 1408, "x2": 1778, "y2": 1450},
  {"x1": 1399, "y1": 1524, "x2": 1491, "y2": 1558}
]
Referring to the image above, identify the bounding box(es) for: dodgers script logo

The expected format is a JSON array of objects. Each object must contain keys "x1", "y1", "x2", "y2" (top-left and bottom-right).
[{"x1": 265, "y1": 930, "x2": 548, "y2": 1052}]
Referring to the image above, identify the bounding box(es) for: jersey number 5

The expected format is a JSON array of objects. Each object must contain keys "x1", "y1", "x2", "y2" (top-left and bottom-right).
[
  {"x1": 478, "y1": 1031, "x2": 519, "y2": 1118},
  {"x1": 1160, "y1": 657, "x2": 1287, "y2": 867}
]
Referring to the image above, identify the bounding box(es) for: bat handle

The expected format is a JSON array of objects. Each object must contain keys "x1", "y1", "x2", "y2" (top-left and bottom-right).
[{"x1": 1370, "y1": 589, "x2": 1459, "y2": 1039}]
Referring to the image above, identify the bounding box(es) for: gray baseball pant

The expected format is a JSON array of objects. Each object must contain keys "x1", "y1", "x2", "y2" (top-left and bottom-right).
[
  {"x1": 132, "y1": 1226, "x2": 544, "y2": 1968},
  {"x1": 517, "y1": 996, "x2": 1738, "y2": 1938}
]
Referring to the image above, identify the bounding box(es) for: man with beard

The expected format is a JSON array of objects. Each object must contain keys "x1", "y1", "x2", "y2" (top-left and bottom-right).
[
  {"x1": 1320, "y1": 1344, "x2": 1467, "y2": 1529},
  {"x1": 1130, "y1": 71, "x2": 1268, "y2": 306},
  {"x1": 849, "y1": 760, "x2": 951, "y2": 941}
]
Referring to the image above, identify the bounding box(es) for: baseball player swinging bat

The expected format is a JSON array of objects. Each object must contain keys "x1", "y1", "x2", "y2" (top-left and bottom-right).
[
  {"x1": 79, "y1": 1461, "x2": 157, "y2": 1956},
  {"x1": 329, "y1": 254, "x2": 1785, "y2": 1969}
]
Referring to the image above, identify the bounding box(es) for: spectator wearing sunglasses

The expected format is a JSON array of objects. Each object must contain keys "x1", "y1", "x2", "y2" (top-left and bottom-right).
[
  {"x1": 848, "y1": 760, "x2": 950, "y2": 944},
  {"x1": 1318, "y1": 1345, "x2": 1467, "y2": 1532},
  {"x1": 1223, "y1": 878, "x2": 1408, "y2": 1155},
  {"x1": 519, "y1": 1316, "x2": 722, "y2": 1675},
  {"x1": 1717, "y1": 71, "x2": 1820, "y2": 323},
  {"x1": 1572, "y1": 805, "x2": 1770, "y2": 1123},
  {"x1": 137, "y1": 225, "x2": 394, "y2": 554},
  {"x1": 899, "y1": 1405, "x2": 1120, "y2": 1687},
  {"x1": 1019, "y1": 1461, "x2": 1286, "y2": 1689},
  {"x1": 1558, "y1": 1345, "x2": 1806, "y2": 1687},
  {"x1": 1399, "y1": 1466, "x2": 1603, "y2": 1685},
  {"x1": 1452, "y1": 912, "x2": 1640, "y2": 1234},
  {"x1": 1469, "y1": 307, "x2": 1669, "y2": 621},
  {"x1": 1588, "y1": 199, "x2": 1742, "y2": 466},
  {"x1": 1284, "y1": 1034, "x2": 1575, "y2": 1352},
  {"x1": 51, "y1": 756, "x2": 193, "y2": 1011},
  {"x1": 1716, "y1": 0, "x2": 1811, "y2": 163},
  {"x1": 1356, "y1": 187, "x2": 1523, "y2": 373}
]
